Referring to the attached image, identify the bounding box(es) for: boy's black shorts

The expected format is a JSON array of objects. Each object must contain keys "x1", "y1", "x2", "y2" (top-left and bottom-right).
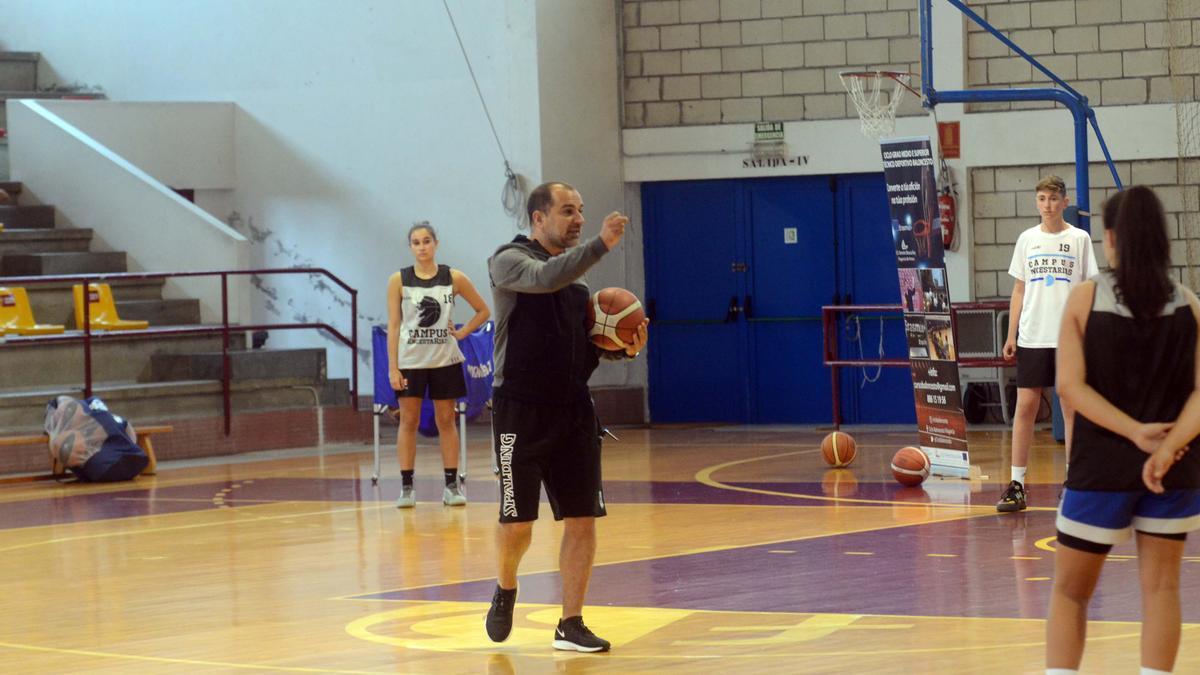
[
  {"x1": 493, "y1": 396, "x2": 606, "y2": 523},
  {"x1": 1016, "y1": 346, "x2": 1056, "y2": 389}
]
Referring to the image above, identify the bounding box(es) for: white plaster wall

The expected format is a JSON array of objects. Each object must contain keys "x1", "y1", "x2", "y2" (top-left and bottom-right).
[
  {"x1": 0, "y1": 0, "x2": 542, "y2": 390},
  {"x1": 36, "y1": 100, "x2": 237, "y2": 224},
  {"x1": 39, "y1": 101, "x2": 235, "y2": 190},
  {"x1": 535, "y1": 0, "x2": 645, "y2": 390}
]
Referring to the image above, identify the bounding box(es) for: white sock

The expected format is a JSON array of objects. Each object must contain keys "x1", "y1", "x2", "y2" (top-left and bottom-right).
[
  {"x1": 1046, "y1": 669, "x2": 1077, "y2": 675},
  {"x1": 1012, "y1": 466, "x2": 1027, "y2": 484},
  {"x1": 1141, "y1": 667, "x2": 1172, "y2": 675}
]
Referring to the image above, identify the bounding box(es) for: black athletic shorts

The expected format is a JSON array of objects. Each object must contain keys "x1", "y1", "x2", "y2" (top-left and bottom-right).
[
  {"x1": 492, "y1": 396, "x2": 606, "y2": 523},
  {"x1": 1016, "y1": 346, "x2": 1056, "y2": 388},
  {"x1": 395, "y1": 362, "x2": 466, "y2": 400}
]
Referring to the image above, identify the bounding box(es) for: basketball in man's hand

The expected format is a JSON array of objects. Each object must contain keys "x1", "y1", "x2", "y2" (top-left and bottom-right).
[{"x1": 588, "y1": 287, "x2": 644, "y2": 351}]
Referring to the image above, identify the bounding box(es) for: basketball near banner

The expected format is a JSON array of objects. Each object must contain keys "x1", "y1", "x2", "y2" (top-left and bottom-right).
[{"x1": 881, "y1": 137, "x2": 970, "y2": 478}]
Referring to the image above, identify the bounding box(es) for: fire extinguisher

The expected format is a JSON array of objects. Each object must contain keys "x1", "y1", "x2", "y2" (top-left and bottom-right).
[
  {"x1": 938, "y1": 189, "x2": 956, "y2": 250},
  {"x1": 937, "y1": 158, "x2": 958, "y2": 250}
]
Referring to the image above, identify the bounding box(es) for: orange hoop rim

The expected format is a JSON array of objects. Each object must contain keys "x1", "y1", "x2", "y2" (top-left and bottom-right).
[{"x1": 839, "y1": 70, "x2": 922, "y2": 98}]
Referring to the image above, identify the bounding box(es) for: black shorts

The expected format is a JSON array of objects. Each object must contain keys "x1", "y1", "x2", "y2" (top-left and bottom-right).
[
  {"x1": 395, "y1": 362, "x2": 466, "y2": 400},
  {"x1": 493, "y1": 396, "x2": 606, "y2": 523},
  {"x1": 1016, "y1": 346, "x2": 1056, "y2": 388}
]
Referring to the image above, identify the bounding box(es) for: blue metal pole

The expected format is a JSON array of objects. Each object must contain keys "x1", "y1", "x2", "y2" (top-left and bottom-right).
[
  {"x1": 1073, "y1": 105, "x2": 1091, "y2": 233},
  {"x1": 934, "y1": 87, "x2": 1093, "y2": 233},
  {"x1": 1088, "y1": 110, "x2": 1125, "y2": 191},
  {"x1": 944, "y1": 0, "x2": 1082, "y2": 99},
  {"x1": 920, "y1": 0, "x2": 933, "y2": 101},
  {"x1": 928, "y1": 87, "x2": 1078, "y2": 108}
]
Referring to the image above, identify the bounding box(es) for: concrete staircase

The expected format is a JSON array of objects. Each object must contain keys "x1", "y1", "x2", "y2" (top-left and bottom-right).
[
  {"x1": 0, "y1": 49, "x2": 366, "y2": 472},
  {"x1": 0, "y1": 180, "x2": 353, "y2": 450}
]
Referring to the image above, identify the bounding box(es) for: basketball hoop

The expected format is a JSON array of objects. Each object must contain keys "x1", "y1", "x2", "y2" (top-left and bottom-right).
[{"x1": 839, "y1": 71, "x2": 919, "y2": 140}]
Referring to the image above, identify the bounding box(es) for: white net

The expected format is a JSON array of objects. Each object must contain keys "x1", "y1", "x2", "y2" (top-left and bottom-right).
[
  {"x1": 840, "y1": 71, "x2": 910, "y2": 140},
  {"x1": 1168, "y1": 1, "x2": 1200, "y2": 290}
]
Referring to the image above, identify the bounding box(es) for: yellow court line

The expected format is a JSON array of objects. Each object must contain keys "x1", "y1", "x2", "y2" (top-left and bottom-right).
[
  {"x1": 334, "y1": 510, "x2": 994, "y2": 600},
  {"x1": 1034, "y1": 535, "x2": 1200, "y2": 562},
  {"x1": 112, "y1": 497, "x2": 285, "y2": 504},
  {"x1": 343, "y1": 600, "x2": 1200, "y2": 659},
  {"x1": 7, "y1": 605, "x2": 1186, "y2": 668},
  {"x1": 0, "y1": 502, "x2": 392, "y2": 554},
  {"x1": 0, "y1": 640, "x2": 378, "y2": 674},
  {"x1": 695, "y1": 448, "x2": 1059, "y2": 510}
]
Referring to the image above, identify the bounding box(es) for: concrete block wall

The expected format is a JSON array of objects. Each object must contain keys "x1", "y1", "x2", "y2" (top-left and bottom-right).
[
  {"x1": 966, "y1": 0, "x2": 1200, "y2": 112},
  {"x1": 970, "y1": 159, "x2": 1200, "y2": 298},
  {"x1": 622, "y1": 0, "x2": 925, "y2": 127}
]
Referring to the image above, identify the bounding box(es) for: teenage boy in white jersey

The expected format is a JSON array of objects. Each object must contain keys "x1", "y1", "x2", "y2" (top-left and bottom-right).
[{"x1": 997, "y1": 175, "x2": 1099, "y2": 512}]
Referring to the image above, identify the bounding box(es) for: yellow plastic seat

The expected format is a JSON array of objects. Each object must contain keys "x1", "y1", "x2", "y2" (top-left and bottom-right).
[
  {"x1": 72, "y1": 283, "x2": 149, "y2": 331},
  {"x1": 0, "y1": 287, "x2": 66, "y2": 335}
]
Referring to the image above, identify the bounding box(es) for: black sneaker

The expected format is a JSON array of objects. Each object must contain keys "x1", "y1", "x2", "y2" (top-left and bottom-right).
[
  {"x1": 996, "y1": 480, "x2": 1027, "y2": 512},
  {"x1": 485, "y1": 585, "x2": 517, "y2": 642},
  {"x1": 552, "y1": 616, "x2": 610, "y2": 653}
]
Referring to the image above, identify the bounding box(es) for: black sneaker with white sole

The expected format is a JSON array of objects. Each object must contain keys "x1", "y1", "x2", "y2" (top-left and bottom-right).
[
  {"x1": 485, "y1": 585, "x2": 517, "y2": 642},
  {"x1": 996, "y1": 480, "x2": 1027, "y2": 512},
  {"x1": 552, "y1": 616, "x2": 610, "y2": 653}
]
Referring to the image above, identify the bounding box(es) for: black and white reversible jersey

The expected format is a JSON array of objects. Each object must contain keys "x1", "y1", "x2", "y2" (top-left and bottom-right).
[
  {"x1": 395, "y1": 265, "x2": 463, "y2": 370},
  {"x1": 1070, "y1": 272, "x2": 1200, "y2": 491}
]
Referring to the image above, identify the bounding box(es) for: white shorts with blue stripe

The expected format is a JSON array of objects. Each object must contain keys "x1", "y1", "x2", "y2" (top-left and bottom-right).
[{"x1": 1056, "y1": 488, "x2": 1200, "y2": 546}]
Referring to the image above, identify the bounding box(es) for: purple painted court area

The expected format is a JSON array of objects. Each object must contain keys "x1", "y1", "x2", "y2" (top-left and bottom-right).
[
  {"x1": 0, "y1": 477, "x2": 1060, "y2": 530},
  {"x1": 361, "y1": 513, "x2": 1200, "y2": 623}
]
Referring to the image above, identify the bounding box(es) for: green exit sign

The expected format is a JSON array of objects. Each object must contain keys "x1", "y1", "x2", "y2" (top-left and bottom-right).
[{"x1": 754, "y1": 122, "x2": 784, "y2": 141}]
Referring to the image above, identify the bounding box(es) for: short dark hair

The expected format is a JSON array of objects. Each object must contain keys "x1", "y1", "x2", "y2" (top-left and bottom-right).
[
  {"x1": 526, "y1": 181, "x2": 576, "y2": 223},
  {"x1": 407, "y1": 221, "x2": 437, "y2": 242}
]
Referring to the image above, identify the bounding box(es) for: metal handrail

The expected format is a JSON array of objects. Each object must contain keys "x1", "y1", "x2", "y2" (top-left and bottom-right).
[
  {"x1": 821, "y1": 301, "x2": 1009, "y2": 428},
  {"x1": 0, "y1": 268, "x2": 359, "y2": 435}
]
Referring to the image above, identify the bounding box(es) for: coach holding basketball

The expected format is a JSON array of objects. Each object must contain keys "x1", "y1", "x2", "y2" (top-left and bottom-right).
[{"x1": 484, "y1": 181, "x2": 647, "y2": 653}]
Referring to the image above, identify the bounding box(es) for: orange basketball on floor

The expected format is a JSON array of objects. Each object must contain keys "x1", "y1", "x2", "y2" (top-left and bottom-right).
[
  {"x1": 588, "y1": 287, "x2": 644, "y2": 351},
  {"x1": 821, "y1": 431, "x2": 856, "y2": 467},
  {"x1": 891, "y1": 446, "x2": 930, "y2": 486}
]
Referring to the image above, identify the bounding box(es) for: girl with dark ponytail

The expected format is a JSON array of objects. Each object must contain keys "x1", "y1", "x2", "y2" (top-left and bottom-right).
[
  {"x1": 1104, "y1": 186, "x2": 1174, "y2": 322},
  {"x1": 1048, "y1": 185, "x2": 1200, "y2": 674}
]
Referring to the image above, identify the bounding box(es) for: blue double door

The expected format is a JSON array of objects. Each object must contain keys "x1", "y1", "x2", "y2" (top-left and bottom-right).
[{"x1": 642, "y1": 174, "x2": 916, "y2": 425}]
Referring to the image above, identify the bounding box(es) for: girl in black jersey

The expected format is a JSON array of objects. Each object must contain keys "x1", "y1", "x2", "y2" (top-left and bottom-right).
[
  {"x1": 387, "y1": 223, "x2": 489, "y2": 508},
  {"x1": 1048, "y1": 187, "x2": 1200, "y2": 674}
]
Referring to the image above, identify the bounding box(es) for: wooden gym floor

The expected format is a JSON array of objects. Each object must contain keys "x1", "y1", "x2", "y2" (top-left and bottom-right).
[{"x1": 1, "y1": 425, "x2": 1197, "y2": 674}]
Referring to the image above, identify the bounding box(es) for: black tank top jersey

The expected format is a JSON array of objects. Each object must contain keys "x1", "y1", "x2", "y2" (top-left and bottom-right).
[{"x1": 1069, "y1": 272, "x2": 1200, "y2": 491}]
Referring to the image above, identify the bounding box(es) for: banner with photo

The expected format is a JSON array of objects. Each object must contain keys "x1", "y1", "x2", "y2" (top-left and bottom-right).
[{"x1": 881, "y1": 137, "x2": 970, "y2": 478}]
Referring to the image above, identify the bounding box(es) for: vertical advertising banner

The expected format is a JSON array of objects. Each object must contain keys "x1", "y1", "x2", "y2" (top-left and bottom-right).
[{"x1": 881, "y1": 137, "x2": 970, "y2": 478}]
